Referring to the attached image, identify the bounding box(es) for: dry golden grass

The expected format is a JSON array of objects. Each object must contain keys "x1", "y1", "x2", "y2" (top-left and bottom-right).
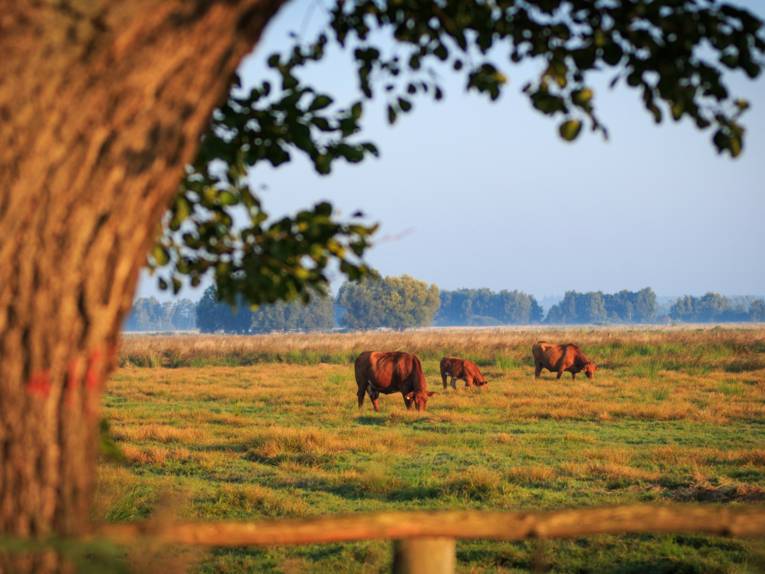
[
  {"x1": 120, "y1": 325, "x2": 765, "y2": 368},
  {"x1": 443, "y1": 466, "x2": 504, "y2": 500},
  {"x1": 115, "y1": 424, "x2": 204, "y2": 443},
  {"x1": 243, "y1": 425, "x2": 408, "y2": 465},
  {"x1": 507, "y1": 465, "x2": 558, "y2": 485},
  {"x1": 121, "y1": 444, "x2": 194, "y2": 465}
]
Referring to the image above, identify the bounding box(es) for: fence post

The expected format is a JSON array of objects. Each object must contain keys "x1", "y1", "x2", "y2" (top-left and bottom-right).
[{"x1": 392, "y1": 537, "x2": 456, "y2": 574}]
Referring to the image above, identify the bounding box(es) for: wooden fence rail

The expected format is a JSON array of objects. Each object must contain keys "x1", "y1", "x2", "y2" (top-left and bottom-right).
[{"x1": 91, "y1": 504, "x2": 765, "y2": 574}]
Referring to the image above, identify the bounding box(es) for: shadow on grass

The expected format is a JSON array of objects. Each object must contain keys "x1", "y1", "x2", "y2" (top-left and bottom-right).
[
  {"x1": 355, "y1": 416, "x2": 388, "y2": 426},
  {"x1": 355, "y1": 414, "x2": 439, "y2": 428},
  {"x1": 274, "y1": 473, "x2": 441, "y2": 503},
  {"x1": 457, "y1": 542, "x2": 530, "y2": 571},
  {"x1": 603, "y1": 558, "x2": 727, "y2": 574},
  {"x1": 663, "y1": 481, "x2": 765, "y2": 503}
]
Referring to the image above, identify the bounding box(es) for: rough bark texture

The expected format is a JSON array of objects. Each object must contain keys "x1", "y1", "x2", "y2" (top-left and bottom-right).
[{"x1": 0, "y1": 0, "x2": 285, "y2": 545}]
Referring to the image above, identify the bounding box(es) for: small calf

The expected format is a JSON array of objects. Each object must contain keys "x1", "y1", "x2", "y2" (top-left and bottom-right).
[{"x1": 440, "y1": 357, "x2": 488, "y2": 390}]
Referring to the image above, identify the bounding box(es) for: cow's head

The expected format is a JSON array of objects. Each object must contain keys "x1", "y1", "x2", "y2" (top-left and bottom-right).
[
  {"x1": 584, "y1": 362, "x2": 597, "y2": 379},
  {"x1": 405, "y1": 390, "x2": 436, "y2": 411},
  {"x1": 477, "y1": 377, "x2": 488, "y2": 386}
]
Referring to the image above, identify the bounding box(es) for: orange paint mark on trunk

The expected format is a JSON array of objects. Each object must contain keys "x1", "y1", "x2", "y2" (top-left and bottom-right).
[
  {"x1": 85, "y1": 350, "x2": 103, "y2": 393},
  {"x1": 27, "y1": 372, "x2": 51, "y2": 397}
]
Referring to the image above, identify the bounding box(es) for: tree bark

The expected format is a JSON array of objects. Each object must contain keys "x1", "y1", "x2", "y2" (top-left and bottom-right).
[{"x1": 0, "y1": 0, "x2": 285, "y2": 545}]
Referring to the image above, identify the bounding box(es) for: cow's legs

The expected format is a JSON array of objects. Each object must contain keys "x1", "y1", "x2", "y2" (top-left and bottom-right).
[
  {"x1": 357, "y1": 379, "x2": 368, "y2": 408},
  {"x1": 571, "y1": 372, "x2": 576, "y2": 380},
  {"x1": 403, "y1": 393, "x2": 414, "y2": 410},
  {"x1": 367, "y1": 385, "x2": 381, "y2": 412},
  {"x1": 556, "y1": 369, "x2": 564, "y2": 379},
  {"x1": 450, "y1": 376, "x2": 457, "y2": 390},
  {"x1": 441, "y1": 370, "x2": 448, "y2": 389},
  {"x1": 534, "y1": 363, "x2": 542, "y2": 379}
]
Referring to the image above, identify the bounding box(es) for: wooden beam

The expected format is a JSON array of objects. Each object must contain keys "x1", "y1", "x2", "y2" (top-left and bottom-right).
[
  {"x1": 93, "y1": 504, "x2": 765, "y2": 548},
  {"x1": 392, "y1": 538, "x2": 456, "y2": 574}
]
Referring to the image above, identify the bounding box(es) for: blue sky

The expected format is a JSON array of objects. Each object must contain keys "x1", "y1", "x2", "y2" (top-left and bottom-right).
[{"x1": 138, "y1": 1, "x2": 765, "y2": 301}]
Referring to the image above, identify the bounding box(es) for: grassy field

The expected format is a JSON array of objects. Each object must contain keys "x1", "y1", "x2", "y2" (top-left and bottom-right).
[{"x1": 99, "y1": 327, "x2": 765, "y2": 573}]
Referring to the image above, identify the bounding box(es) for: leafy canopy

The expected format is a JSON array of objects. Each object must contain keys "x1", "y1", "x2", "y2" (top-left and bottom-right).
[
  {"x1": 150, "y1": 0, "x2": 764, "y2": 306},
  {"x1": 337, "y1": 275, "x2": 440, "y2": 330}
]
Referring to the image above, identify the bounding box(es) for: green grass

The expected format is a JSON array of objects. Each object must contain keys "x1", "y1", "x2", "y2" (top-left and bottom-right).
[{"x1": 98, "y1": 329, "x2": 765, "y2": 572}]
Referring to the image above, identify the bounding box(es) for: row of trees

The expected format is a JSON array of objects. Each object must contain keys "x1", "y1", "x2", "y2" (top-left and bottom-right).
[
  {"x1": 436, "y1": 289, "x2": 544, "y2": 326},
  {"x1": 189, "y1": 275, "x2": 441, "y2": 333},
  {"x1": 670, "y1": 293, "x2": 765, "y2": 323},
  {"x1": 126, "y1": 285, "x2": 765, "y2": 333},
  {"x1": 546, "y1": 288, "x2": 658, "y2": 324},
  {"x1": 544, "y1": 290, "x2": 765, "y2": 324},
  {"x1": 123, "y1": 297, "x2": 197, "y2": 331},
  {"x1": 196, "y1": 287, "x2": 335, "y2": 334},
  {"x1": 337, "y1": 276, "x2": 441, "y2": 330}
]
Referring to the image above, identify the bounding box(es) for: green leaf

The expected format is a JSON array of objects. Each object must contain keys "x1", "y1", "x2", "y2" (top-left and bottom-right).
[
  {"x1": 219, "y1": 191, "x2": 238, "y2": 206},
  {"x1": 315, "y1": 154, "x2": 331, "y2": 175},
  {"x1": 151, "y1": 245, "x2": 169, "y2": 266},
  {"x1": 572, "y1": 88, "x2": 593, "y2": 106},
  {"x1": 386, "y1": 105, "x2": 397, "y2": 125},
  {"x1": 558, "y1": 119, "x2": 583, "y2": 142},
  {"x1": 308, "y1": 95, "x2": 333, "y2": 112}
]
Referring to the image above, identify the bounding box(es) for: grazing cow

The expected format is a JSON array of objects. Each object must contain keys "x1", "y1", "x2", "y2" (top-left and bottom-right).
[
  {"x1": 355, "y1": 351, "x2": 435, "y2": 412},
  {"x1": 532, "y1": 341, "x2": 597, "y2": 380},
  {"x1": 440, "y1": 357, "x2": 488, "y2": 390}
]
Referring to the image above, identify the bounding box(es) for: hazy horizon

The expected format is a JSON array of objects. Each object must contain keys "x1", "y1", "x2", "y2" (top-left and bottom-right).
[{"x1": 137, "y1": 0, "x2": 764, "y2": 304}]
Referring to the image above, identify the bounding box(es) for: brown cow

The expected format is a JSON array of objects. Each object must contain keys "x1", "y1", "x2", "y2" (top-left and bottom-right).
[
  {"x1": 355, "y1": 351, "x2": 435, "y2": 412},
  {"x1": 532, "y1": 341, "x2": 597, "y2": 380},
  {"x1": 440, "y1": 357, "x2": 488, "y2": 390}
]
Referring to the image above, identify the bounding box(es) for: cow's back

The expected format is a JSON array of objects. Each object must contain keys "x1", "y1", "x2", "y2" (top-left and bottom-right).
[
  {"x1": 362, "y1": 351, "x2": 420, "y2": 392},
  {"x1": 532, "y1": 342, "x2": 562, "y2": 368},
  {"x1": 440, "y1": 357, "x2": 464, "y2": 377},
  {"x1": 461, "y1": 358, "x2": 478, "y2": 376},
  {"x1": 564, "y1": 344, "x2": 587, "y2": 367}
]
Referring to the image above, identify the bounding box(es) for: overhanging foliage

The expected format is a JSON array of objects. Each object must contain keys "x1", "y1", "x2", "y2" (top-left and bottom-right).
[{"x1": 149, "y1": 0, "x2": 764, "y2": 307}]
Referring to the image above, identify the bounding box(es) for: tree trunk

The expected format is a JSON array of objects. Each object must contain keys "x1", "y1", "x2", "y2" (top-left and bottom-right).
[{"x1": 0, "y1": 0, "x2": 285, "y2": 547}]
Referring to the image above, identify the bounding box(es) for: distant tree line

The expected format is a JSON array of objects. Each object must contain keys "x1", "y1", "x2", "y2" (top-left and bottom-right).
[
  {"x1": 669, "y1": 293, "x2": 765, "y2": 323},
  {"x1": 337, "y1": 275, "x2": 441, "y2": 330},
  {"x1": 436, "y1": 289, "x2": 543, "y2": 326},
  {"x1": 125, "y1": 284, "x2": 765, "y2": 333},
  {"x1": 195, "y1": 286, "x2": 335, "y2": 334},
  {"x1": 545, "y1": 288, "x2": 658, "y2": 324},
  {"x1": 123, "y1": 297, "x2": 196, "y2": 331}
]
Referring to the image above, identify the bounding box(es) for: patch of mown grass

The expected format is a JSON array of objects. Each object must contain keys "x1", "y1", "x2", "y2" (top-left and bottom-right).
[
  {"x1": 102, "y1": 328, "x2": 765, "y2": 572},
  {"x1": 441, "y1": 466, "x2": 503, "y2": 501},
  {"x1": 102, "y1": 484, "x2": 159, "y2": 522}
]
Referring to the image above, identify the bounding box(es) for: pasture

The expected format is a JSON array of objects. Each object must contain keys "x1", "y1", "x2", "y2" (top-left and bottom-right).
[{"x1": 99, "y1": 327, "x2": 765, "y2": 572}]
